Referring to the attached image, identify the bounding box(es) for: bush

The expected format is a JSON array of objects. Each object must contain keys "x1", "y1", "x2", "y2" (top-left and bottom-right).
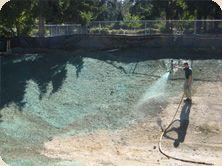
[
  {"x1": 100, "y1": 28, "x2": 109, "y2": 35},
  {"x1": 90, "y1": 28, "x2": 100, "y2": 34},
  {"x1": 80, "y1": 11, "x2": 93, "y2": 25},
  {"x1": 123, "y1": 14, "x2": 142, "y2": 29}
]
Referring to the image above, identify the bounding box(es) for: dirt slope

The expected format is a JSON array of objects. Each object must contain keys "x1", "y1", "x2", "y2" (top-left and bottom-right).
[
  {"x1": 1, "y1": 55, "x2": 222, "y2": 165},
  {"x1": 42, "y1": 60, "x2": 222, "y2": 165}
]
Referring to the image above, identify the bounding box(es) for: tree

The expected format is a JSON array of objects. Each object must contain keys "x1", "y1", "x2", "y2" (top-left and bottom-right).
[
  {"x1": 186, "y1": 0, "x2": 222, "y2": 33},
  {"x1": 96, "y1": 0, "x2": 123, "y2": 21},
  {"x1": 0, "y1": 0, "x2": 35, "y2": 37},
  {"x1": 0, "y1": 0, "x2": 221, "y2": 37},
  {"x1": 130, "y1": 0, "x2": 154, "y2": 20}
]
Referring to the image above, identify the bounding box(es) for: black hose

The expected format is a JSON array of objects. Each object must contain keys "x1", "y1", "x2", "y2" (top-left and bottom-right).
[{"x1": 158, "y1": 93, "x2": 214, "y2": 165}]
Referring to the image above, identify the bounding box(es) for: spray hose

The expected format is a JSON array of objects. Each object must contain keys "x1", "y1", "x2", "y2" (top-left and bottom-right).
[{"x1": 158, "y1": 93, "x2": 214, "y2": 165}]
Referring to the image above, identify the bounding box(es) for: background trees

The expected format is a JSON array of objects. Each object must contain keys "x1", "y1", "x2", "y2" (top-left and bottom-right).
[
  {"x1": 0, "y1": 0, "x2": 221, "y2": 37},
  {"x1": 0, "y1": 0, "x2": 35, "y2": 37}
]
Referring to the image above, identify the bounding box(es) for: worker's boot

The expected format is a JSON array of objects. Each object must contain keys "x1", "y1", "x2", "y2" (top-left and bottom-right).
[{"x1": 184, "y1": 98, "x2": 192, "y2": 103}]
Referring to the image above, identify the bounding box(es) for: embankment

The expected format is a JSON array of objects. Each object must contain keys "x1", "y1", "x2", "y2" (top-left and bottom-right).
[{"x1": 6, "y1": 34, "x2": 222, "y2": 52}]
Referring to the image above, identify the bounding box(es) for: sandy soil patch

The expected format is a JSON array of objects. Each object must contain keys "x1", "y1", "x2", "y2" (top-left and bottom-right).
[
  {"x1": 42, "y1": 81, "x2": 222, "y2": 165},
  {"x1": 0, "y1": 156, "x2": 8, "y2": 166}
]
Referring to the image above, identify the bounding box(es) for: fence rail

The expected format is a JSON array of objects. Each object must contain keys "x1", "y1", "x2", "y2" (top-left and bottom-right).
[
  {"x1": 31, "y1": 20, "x2": 222, "y2": 37},
  {"x1": 89, "y1": 20, "x2": 222, "y2": 36}
]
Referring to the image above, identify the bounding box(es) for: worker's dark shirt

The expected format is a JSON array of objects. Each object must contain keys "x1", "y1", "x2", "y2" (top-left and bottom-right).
[{"x1": 184, "y1": 68, "x2": 192, "y2": 79}]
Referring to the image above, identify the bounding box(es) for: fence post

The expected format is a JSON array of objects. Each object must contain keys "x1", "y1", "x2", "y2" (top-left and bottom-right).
[
  {"x1": 194, "y1": 21, "x2": 197, "y2": 35},
  {"x1": 149, "y1": 22, "x2": 152, "y2": 35},
  {"x1": 38, "y1": 16, "x2": 45, "y2": 37},
  {"x1": 145, "y1": 21, "x2": 147, "y2": 35},
  {"x1": 66, "y1": 25, "x2": 68, "y2": 35},
  {"x1": 99, "y1": 21, "x2": 101, "y2": 35},
  {"x1": 6, "y1": 40, "x2": 11, "y2": 53},
  {"x1": 48, "y1": 26, "x2": 50, "y2": 37}
]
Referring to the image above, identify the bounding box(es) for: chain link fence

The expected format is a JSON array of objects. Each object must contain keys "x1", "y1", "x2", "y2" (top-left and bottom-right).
[
  {"x1": 44, "y1": 24, "x2": 87, "y2": 37},
  {"x1": 29, "y1": 24, "x2": 86, "y2": 37},
  {"x1": 88, "y1": 20, "x2": 222, "y2": 36},
  {"x1": 9, "y1": 20, "x2": 222, "y2": 37}
]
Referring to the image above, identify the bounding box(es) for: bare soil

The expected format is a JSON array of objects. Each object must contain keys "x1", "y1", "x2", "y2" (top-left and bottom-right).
[{"x1": 42, "y1": 79, "x2": 222, "y2": 165}]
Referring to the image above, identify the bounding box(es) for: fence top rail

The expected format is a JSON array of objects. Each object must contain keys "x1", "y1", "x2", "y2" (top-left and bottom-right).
[
  {"x1": 45, "y1": 24, "x2": 82, "y2": 27},
  {"x1": 91, "y1": 20, "x2": 222, "y2": 23}
]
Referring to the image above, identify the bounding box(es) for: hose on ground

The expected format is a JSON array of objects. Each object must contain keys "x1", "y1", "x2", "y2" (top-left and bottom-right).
[{"x1": 158, "y1": 93, "x2": 214, "y2": 165}]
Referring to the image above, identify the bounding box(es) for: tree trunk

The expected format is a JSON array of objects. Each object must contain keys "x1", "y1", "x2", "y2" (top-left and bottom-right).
[
  {"x1": 165, "y1": 1, "x2": 173, "y2": 33},
  {"x1": 38, "y1": 0, "x2": 45, "y2": 37},
  {"x1": 15, "y1": 24, "x2": 20, "y2": 37},
  {"x1": 165, "y1": 8, "x2": 170, "y2": 33}
]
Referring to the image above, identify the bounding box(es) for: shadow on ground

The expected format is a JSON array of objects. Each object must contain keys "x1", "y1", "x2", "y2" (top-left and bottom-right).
[
  {"x1": 0, "y1": 54, "x2": 84, "y2": 110},
  {"x1": 1, "y1": 49, "x2": 170, "y2": 111},
  {"x1": 164, "y1": 101, "x2": 192, "y2": 147},
  {"x1": 1, "y1": 46, "x2": 218, "y2": 121}
]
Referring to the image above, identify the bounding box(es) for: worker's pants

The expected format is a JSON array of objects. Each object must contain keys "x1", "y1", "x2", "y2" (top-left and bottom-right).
[{"x1": 184, "y1": 80, "x2": 192, "y2": 99}]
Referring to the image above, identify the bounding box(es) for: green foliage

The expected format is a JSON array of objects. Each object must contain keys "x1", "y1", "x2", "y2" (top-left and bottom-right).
[
  {"x1": 130, "y1": 0, "x2": 154, "y2": 20},
  {"x1": 80, "y1": 11, "x2": 93, "y2": 25},
  {"x1": 0, "y1": 0, "x2": 35, "y2": 37},
  {"x1": 0, "y1": 0, "x2": 221, "y2": 37},
  {"x1": 123, "y1": 14, "x2": 142, "y2": 28}
]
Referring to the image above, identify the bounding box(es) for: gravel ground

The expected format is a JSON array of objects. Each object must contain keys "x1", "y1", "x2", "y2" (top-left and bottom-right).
[{"x1": 0, "y1": 53, "x2": 169, "y2": 165}]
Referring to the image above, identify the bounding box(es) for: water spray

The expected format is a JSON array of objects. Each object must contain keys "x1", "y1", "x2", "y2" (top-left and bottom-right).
[{"x1": 139, "y1": 72, "x2": 170, "y2": 103}]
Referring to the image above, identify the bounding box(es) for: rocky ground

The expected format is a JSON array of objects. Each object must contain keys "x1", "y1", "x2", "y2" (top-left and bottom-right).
[{"x1": 0, "y1": 53, "x2": 222, "y2": 165}]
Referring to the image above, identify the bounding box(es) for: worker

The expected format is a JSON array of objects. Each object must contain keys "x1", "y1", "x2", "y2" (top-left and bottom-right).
[{"x1": 183, "y1": 62, "x2": 192, "y2": 102}]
